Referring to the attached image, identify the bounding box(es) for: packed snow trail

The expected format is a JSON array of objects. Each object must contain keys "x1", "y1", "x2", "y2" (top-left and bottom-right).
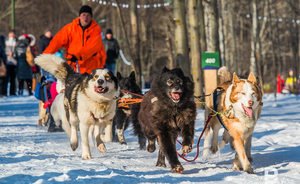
[{"x1": 0, "y1": 95, "x2": 300, "y2": 183}]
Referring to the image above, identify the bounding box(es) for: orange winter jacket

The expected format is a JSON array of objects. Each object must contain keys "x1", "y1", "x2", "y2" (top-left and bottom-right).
[{"x1": 43, "y1": 18, "x2": 107, "y2": 74}]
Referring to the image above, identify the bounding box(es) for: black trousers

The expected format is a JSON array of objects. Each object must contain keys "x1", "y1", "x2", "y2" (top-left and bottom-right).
[
  {"x1": 0, "y1": 76, "x2": 6, "y2": 96},
  {"x1": 4, "y1": 65, "x2": 17, "y2": 96},
  {"x1": 18, "y1": 79, "x2": 32, "y2": 95}
]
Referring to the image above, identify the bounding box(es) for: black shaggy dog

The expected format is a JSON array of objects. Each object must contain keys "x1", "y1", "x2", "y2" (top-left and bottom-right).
[
  {"x1": 112, "y1": 71, "x2": 146, "y2": 149},
  {"x1": 138, "y1": 67, "x2": 196, "y2": 173}
]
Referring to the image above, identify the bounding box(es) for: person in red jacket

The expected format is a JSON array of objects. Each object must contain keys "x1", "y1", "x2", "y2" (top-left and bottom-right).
[
  {"x1": 277, "y1": 74, "x2": 285, "y2": 94},
  {"x1": 43, "y1": 5, "x2": 106, "y2": 74}
]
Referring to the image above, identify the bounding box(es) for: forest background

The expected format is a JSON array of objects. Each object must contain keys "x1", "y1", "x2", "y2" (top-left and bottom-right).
[{"x1": 1, "y1": 0, "x2": 299, "y2": 96}]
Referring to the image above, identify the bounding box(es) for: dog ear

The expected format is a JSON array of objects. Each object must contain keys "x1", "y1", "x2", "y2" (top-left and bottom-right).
[
  {"x1": 117, "y1": 72, "x2": 122, "y2": 80},
  {"x1": 232, "y1": 72, "x2": 240, "y2": 84},
  {"x1": 172, "y1": 68, "x2": 185, "y2": 78},
  {"x1": 247, "y1": 72, "x2": 257, "y2": 84},
  {"x1": 91, "y1": 69, "x2": 97, "y2": 76},
  {"x1": 162, "y1": 66, "x2": 170, "y2": 73},
  {"x1": 129, "y1": 71, "x2": 136, "y2": 82},
  {"x1": 184, "y1": 76, "x2": 194, "y2": 95},
  {"x1": 108, "y1": 71, "x2": 119, "y2": 90}
]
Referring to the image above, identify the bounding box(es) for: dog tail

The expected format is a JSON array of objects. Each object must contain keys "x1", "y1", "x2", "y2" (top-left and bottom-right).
[
  {"x1": 217, "y1": 66, "x2": 231, "y2": 85},
  {"x1": 34, "y1": 54, "x2": 75, "y2": 81}
]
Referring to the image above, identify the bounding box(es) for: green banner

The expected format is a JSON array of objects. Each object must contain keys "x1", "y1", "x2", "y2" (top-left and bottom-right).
[{"x1": 201, "y1": 52, "x2": 220, "y2": 69}]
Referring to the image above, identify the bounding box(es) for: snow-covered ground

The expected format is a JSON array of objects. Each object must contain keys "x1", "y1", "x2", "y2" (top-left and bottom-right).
[{"x1": 0, "y1": 94, "x2": 299, "y2": 184}]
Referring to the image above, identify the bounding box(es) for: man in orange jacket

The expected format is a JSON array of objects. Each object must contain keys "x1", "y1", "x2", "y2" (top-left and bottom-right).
[{"x1": 43, "y1": 5, "x2": 106, "y2": 74}]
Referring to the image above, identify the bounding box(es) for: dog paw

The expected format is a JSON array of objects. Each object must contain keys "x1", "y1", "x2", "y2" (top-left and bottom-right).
[
  {"x1": 82, "y1": 153, "x2": 92, "y2": 160},
  {"x1": 171, "y1": 165, "x2": 184, "y2": 174},
  {"x1": 244, "y1": 165, "x2": 254, "y2": 174},
  {"x1": 156, "y1": 162, "x2": 167, "y2": 168},
  {"x1": 97, "y1": 143, "x2": 107, "y2": 153},
  {"x1": 147, "y1": 144, "x2": 156, "y2": 153},
  {"x1": 210, "y1": 145, "x2": 218, "y2": 154},
  {"x1": 70, "y1": 142, "x2": 78, "y2": 151},
  {"x1": 139, "y1": 143, "x2": 146, "y2": 150},
  {"x1": 245, "y1": 167, "x2": 254, "y2": 174},
  {"x1": 232, "y1": 162, "x2": 242, "y2": 171},
  {"x1": 182, "y1": 145, "x2": 192, "y2": 154},
  {"x1": 202, "y1": 148, "x2": 210, "y2": 159},
  {"x1": 139, "y1": 137, "x2": 146, "y2": 150},
  {"x1": 120, "y1": 141, "x2": 127, "y2": 145}
]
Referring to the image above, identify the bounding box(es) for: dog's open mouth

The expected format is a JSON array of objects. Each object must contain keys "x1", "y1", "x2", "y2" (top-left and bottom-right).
[
  {"x1": 242, "y1": 104, "x2": 253, "y2": 118},
  {"x1": 94, "y1": 86, "x2": 109, "y2": 94},
  {"x1": 169, "y1": 92, "x2": 182, "y2": 103}
]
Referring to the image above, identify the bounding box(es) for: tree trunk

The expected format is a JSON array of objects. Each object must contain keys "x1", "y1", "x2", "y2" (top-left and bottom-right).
[
  {"x1": 198, "y1": 0, "x2": 207, "y2": 52},
  {"x1": 81, "y1": 0, "x2": 87, "y2": 5},
  {"x1": 11, "y1": 0, "x2": 15, "y2": 29},
  {"x1": 130, "y1": 0, "x2": 142, "y2": 87},
  {"x1": 267, "y1": 0, "x2": 278, "y2": 97},
  {"x1": 173, "y1": 0, "x2": 189, "y2": 75},
  {"x1": 187, "y1": 0, "x2": 203, "y2": 103},
  {"x1": 205, "y1": 0, "x2": 219, "y2": 52},
  {"x1": 218, "y1": 0, "x2": 226, "y2": 67},
  {"x1": 290, "y1": 0, "x2": 300, "y2": 86},
  {"x1": 166, "y1": 24, "x2": 175, "y2": 69},
  {"x1": 250, "y1": 0, "x2": 258, "y2": 75},
  {"x1": 257, "y1": 1, "x2": 268, "y2": 84}
]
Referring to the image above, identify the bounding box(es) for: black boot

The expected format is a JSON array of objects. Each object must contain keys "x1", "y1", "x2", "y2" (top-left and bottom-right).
[
  {"x1": 47, "y1": 113, "x2": 64, "y2": 132},
  {"x1": 47, "y1": 113, "x2": 56, "y2": 132}
]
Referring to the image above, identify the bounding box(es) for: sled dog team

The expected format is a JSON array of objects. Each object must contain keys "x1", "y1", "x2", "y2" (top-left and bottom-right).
[{"x1": 35, "y1": 54, "x2": 263, "y2": 174}]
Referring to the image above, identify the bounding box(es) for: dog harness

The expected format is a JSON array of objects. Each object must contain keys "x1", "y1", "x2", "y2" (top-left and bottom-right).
[{"x1": 213, "y1": 87, "x2": 228, "y2": 131}]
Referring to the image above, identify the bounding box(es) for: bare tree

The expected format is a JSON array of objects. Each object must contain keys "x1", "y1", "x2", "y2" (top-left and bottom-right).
[
  {"x1": 130, "y1": 0, "x2": 142, "y2": 86},
  {"x1": 173, "y1": 0, "x2": 189, "y2": 74},
  {"x1": 205, "y1": 0, "x2": 219, "y2": 52},
  {"x1": 250, "y1": 0, "x2": 258, "y2": 75},
  {"x1": 187, "y1": 0, "x2": 203, "y2": 101},
  {"x1": 267, "y1": 0, "x2": 279, "y2": 97},
  {"x1": 198, "y1": 0, "x2": 207, "y2": 52}
]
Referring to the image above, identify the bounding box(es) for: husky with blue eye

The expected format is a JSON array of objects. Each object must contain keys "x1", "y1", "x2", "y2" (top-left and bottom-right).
[{"x1": 35, "y1": 54, "x2": 119, "y2": 160}]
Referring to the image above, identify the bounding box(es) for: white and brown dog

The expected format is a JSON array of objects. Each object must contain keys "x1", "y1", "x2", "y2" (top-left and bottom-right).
[
  {"x1": 35, "y1": 54, "x2": 119, "y2": 160},
  {"x1": 203, "y1": 67, "x2": 263, "y2": 173}
]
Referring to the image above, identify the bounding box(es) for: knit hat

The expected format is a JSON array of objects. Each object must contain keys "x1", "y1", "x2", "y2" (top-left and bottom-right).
[
  {"x1": 79, "y1": 5, "x2": 93, "y2": 17},
  {"x1": 106, "y1": 29, "x2": 113, "y2": 35}
]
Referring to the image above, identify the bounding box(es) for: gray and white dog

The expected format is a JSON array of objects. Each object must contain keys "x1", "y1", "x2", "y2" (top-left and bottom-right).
[{"x1": 35, "y1": 54, "x2": 119, "y2": 159}]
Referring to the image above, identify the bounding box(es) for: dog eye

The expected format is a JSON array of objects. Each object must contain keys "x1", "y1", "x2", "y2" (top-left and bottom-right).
[
  {"x1": 167, "y1": 79, "x2": 173, "y2": 86},
  {"x1": 105, "y1": 75, "x2": 111, "y2": 81},
  {"x1": 240, "y1": 92, "x2": 246, "y2": 95},
  {"x1": 176, "y1": 79, "x2": 183, "y2": 85},
  {"x1": 94, "y1": 75, "x2": 99, "y2": 79}
]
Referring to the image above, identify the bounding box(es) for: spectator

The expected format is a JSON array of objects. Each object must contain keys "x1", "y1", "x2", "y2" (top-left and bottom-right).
[
  {"x1": 103, "y1": 28, "x2": 120, "y2": 73},
  {"x1": 38, "y1": 29, "x2": 52, "y2": 54},
  {"x1": 36, "y1": 30, "x2": 54, "y2": 127},
  {"x1": 285, "y1": 69, "x2": 297, "y2": 93},
  {"x1": 27, "y1": 34, "x2": 40, "y2": 92},
  {"x1": 15, "y1": 34, "x2": 34, "y2": 96},
  {"x1": 5, "y1": 30, "x2": 17, "y2": 96},
  {"x1": 277, "y1": 73, "x2": 285, "y2": 94},
  {"x1": 37, "y1": 29, "x2": 53, "y2": 76},
  {"x1": 0, "y1": 35, "x2": 7, "y2": 97},
  {"x1": 43, "y1": 5, "x2": 107, "y2": 74}
]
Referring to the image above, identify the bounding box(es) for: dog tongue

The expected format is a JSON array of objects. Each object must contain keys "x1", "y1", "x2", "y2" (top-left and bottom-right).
[
  {"x1": 95, "y1": 86, "x2": 104, "y2": 93},
  {"x1": 243, "y1": 105, "x2": 253, "y2": 118},
  {"x1": 171, "y1": 92, "x2": 181, "y2": 100}
]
